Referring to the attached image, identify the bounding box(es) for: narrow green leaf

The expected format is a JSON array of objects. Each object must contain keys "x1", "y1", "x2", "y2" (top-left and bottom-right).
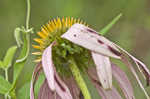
[
  {"x1": 99, "y1": 13, "x2": 122, "y2": 35},
  {"x1": 3, "y1": 46, "x2": 17, "y2": 69},
  {"x1": 14, "y1": 28, "x2": 23, "y2": 47},
  {"x1": 0, "y1": 75, "x2": 11, "y2": 94}
]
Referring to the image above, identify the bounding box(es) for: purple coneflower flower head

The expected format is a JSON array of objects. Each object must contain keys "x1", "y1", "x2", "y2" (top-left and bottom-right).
[{"x1": 30, "y1": 18, "x2": 150, "y2": 99}]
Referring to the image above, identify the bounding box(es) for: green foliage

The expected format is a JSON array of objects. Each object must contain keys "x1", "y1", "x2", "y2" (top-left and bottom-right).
[
  {"x1": 0, "y1": 0, "x2": 32, "y2": 98},
  {"x1": 0, "y1": 28, "x2": 32, "y2": 98},
  {"x1": 0, "y1": 76, "x2": 11, "y2": 94},
  {"x1": 10, "y1": 33, "x2": 30, "y2": 93},
  {"x1": 0, "y1": 46, "x2": 18, "y2": 99},
  {"x1": 17, "y1": 82, "x2": 30, "y2": 99},
  {"x1": 0, "y1": 46, "x2": 17, "y2": 70},
  {"x1": 9, "y1": 0, "x2": 33, "y2": 93},
  {"x1": 3, "y1": 46, "x2": 17, "y2": 69}
]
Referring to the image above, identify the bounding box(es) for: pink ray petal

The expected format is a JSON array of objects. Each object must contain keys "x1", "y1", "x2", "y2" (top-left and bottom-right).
[
  {"x1": 42, "y1": 42, "x2": 55, "y2": 91},
  {"x1": 112, "y1": 63, "x2": 135, "y2": 99},
  {"x1": 30, "y1": 62, "x2": 42, "y2": 99},
  {"x1": 115, "y1": 44, "x2": 150, "y2": 86},
  {"x1": 87, "y1": 67, "x2": 122, "y2": 99},
  {"x1": 92, "y1": 52, "x2": 112, "y2": 89},
  {"x1": 98, "y1": 86, "x2": 122, "y2": 99},
  {"x1": 61, "y1": 24, "x2": 121, "y2": 59},
  {"x1": 63, "y1": 77, "x2": 80, "y2": 99},
  {"x1": 121, "y1": 55, "x2": 150, "y2": 99},
  {"x1": 42, "y1": 42, "x2": 73, "y2": 99},
  {"x1": 87, "y1": 67, "x2": 99, "y2": 81},
  {"x1": 38, "y1": 79, "x2": 61, "y2": 99},
  {"x1": 54, "y1": 71, "x2": 73, "y2": 99}
]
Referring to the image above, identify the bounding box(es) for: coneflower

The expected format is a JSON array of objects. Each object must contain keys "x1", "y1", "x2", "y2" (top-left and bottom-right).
[{"x1": 30, "y1": 17, "x2": 150, "y2": 99}]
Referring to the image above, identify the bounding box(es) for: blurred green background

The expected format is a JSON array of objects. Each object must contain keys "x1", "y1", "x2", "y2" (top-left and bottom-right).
[{"x1": 0, "y1": 0, "x2": 150, "y2": 98}]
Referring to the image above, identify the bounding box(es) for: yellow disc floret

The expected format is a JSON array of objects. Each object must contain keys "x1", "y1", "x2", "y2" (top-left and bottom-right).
[{"x1": 32, "y1": 17, "x2": 87, "y2": 62}]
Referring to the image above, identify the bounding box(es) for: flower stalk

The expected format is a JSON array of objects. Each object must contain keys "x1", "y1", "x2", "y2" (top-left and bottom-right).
[
  {"x1": 26, "y1": 0, "x2": 31, "y2": 30},
  {"x1": 69, "y1": 57, "x2": 91, "y2": 99}
]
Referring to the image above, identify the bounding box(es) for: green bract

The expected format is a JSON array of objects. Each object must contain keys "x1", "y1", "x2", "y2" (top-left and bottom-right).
[{"x1": 53, "y1": 35, "x2": 92, "y2": 76}]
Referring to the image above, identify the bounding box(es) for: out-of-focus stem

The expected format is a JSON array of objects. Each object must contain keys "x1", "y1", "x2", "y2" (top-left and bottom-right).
[
  {"x1": 5, "y1": 69, "x2": 8, "y2": 81},
  {"x1": 4, "y1": 68, "x2": 9, "y2": 99}
]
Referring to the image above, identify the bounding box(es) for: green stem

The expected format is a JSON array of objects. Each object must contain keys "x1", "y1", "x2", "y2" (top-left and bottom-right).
[
  {"x1": 4, "y1": 95, "x2": 8, "y2": 99},
  {"x1": 5, "y1": 69, "x2": 8, "y2": 81},
  {"x1": 26, "y1": 0, "x2": 31, "y2": 29},
  {"x1": 4, "y1": 69, "x2": 9, "y2": 99},
  {"x1": 69, "y1": 57, "x2": 91, "y2": 99}
]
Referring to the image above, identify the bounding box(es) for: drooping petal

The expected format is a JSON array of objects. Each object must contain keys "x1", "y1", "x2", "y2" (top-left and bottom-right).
[
  {"x1": 54, "y1": 71, "x2": 73, "y2": 99},
  {"x1": 61, "y1": 23, "x2": 121, "y2": 59},
  {"x1": 30, "y1": 80, "x2": 34, "y2": 99},
  {"x1": 42, "y1": 42, "x2": 55, "y2": 91},
  {"x1": 121, "y1": 55, "x2": 150, "y2": 99},
  {"x1": 63, "y1": 77, "x2": 80, "y2": 99},
  {"x1": 87, "y1": 67, "x2": 122, "y2": 99},
  {"x1": 30, "y1": 62, "x2": 42, "y2": 99},
  {"x1": 115, "y1": 44, "x2": 150, "y2": 86},
  {"x1": 38, "y1": 79, "x2": 61, "y2": 99},
  {"x1": 42, "y1": 42, "x2": 73, "y2": 99},
  {"x1": 97, "y1": 86, "x2": 122, "y2": 99},
  {"x1": 112, "y1": 63, "x2": 135, "y2": 99},
  {"x1": 92, "y1": 52, "x2": 112, "y2": 89},
  {"x1": 87, "y1": 67, "x2": 99, "y2": 82}
]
